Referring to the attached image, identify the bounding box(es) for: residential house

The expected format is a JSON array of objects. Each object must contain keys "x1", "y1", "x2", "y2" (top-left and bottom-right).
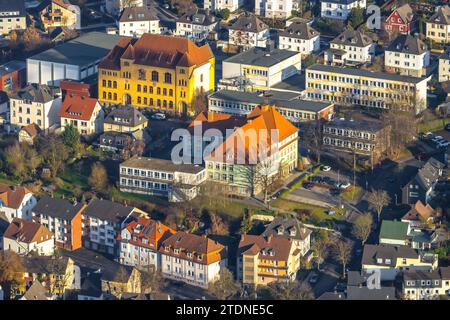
[
  {"x1": 203, "y1": 0, "x2": 243, "y2": 12},
  {"x1": 322, "y1": 118, "x2": 390, "y2": 164},
  {"x1": 199, "y1": 106, "x2": 299, "y2": 197},
  {"x1": 321, "y1": 0, "x2": 367, "y2": 21},
  {"x1": 228, "y1": 13, "x2": 270, "y2": 50},
  {"x1": 159, "y1": 231, "x2": 227, "y2": 289},
  {"x1": 20, "y1": 281, "x2": 54, "y2": 300},
  {"x1": 60, "y1": 79, "x2": 97, "y2": 99},
  {"x1": 27, "y1": 32, "x2": 120, "y2": 85},
  {"x1": 119, "y1": 156, "x2": 207, "y2": 202},
  {"x1": 18, "y1": 123, "x2": 41, "y2": 145},
  {"x1": 176, "y1": 8, "x2": 218, "y2": 42},
  {"x1": 105, "y1": 0, "x2": 145, "y2": 17},
  {"x1": 98, "y1": 33, "x2": 215, "y2": 115},
  {"x1": 97, "y1": 131, "x2": 138, "y2": 153},
  {"x1": 361, "y1": 244, "x2": 438, "y2": 281},
  {"x1": 59, "y1": 95, "x2": 105, "y2": 136},
  {"x1": 384, "y1": 4, "x2": 414, "y2": 35},
  {"x1": 0, "y1": 184, "x2": 37, "y2": 222},
  {"x1": 385, "y1": 34, "x2": 430, "y2": 77},
  {"x1": 220, "y1": 48, "x2": 301, "y2": 92},
  {"x1": 255, "y1": 0, "x2": 293, "y2": 19},
  {"x1": 119, "y1": 6, "x2": 160, "y2": 38},
  {"x1": 0, "y1": 0, "x2": 27, "y2": 35},
  {"x1": 305, "y1": 64, "x2": 428, "y2": 114},
  {"x1": 40, "y1": 0, "x2": 81, "y2": 31},
  {"x1": 278, "y1": 22, "x2": 320, "y2": 56},
  {"x1": 208, "y1": 89, "x2": 334, "y2": 123},
  {"x1": 0, "y1": 91, "x2": 8, "y2": 126},
  {"x1": 0, "y1": 60, "x2": 26, "y2": 92},
  {"x1": 426, "y1": 5, "x2": 450, "y2": 44},
  {"x1": 31, "y1": 196, "x2": 85, "y2": 250},
  {"x1": 104, "y1": 105, "x2": 148, "y2": 133},
  {"x1": 82, "y1": 198, "x2": 148, "y2": 255},
  {"x1": 3, "y1": 218, "x2": 54, "y2": 256},
  {"x1": 9, "y1": 84, "x2": 62, "y2": 133},
  {"x1": 438, "y1": 48, "x2": 450, "y2": 82},
  {"x1": 237, "y1": 234, "x2": 300, "y2": 285},
  {"x1": 401, "y1": 158, "x2": 445, "y2": 205},
  {"x1": 402, "y1": 267, "x2": 450, "y2": 300},
  {"x1": 345, "y1": 271, "x2": 397, "y2": 300},
  {"x1": 325, "y1": 29, "x2": 375, "y2": 66},
  {"x1": 118, "y1": 215, "x2": 174, "y2": 270},
  {"x1": 401, "y1": 200, "x2": 437, "y2": 228},
  {"x1": 77, "y1": 272, "x2": 103, "y2": 300}
]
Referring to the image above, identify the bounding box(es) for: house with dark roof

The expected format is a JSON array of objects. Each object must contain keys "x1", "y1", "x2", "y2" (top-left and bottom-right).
[
  {"x1": 176, "y1": 8, "x2": 218, "y2": 42},
  {"x1": 326, "y1": 29, "x2": 375, "y2": 66},
  {"x1": 385, "y1": 34, "x2": 430, "y2": 77},
  {"x1": 32, "y1": 196, "x2": 86, "y2": 250},
  {"x1": 20, "y1": 281, "x2": 55, "y2": 300},
  {"x1": 3, "y1": 218, "x2": 54, "y2": 255},
  {"x1": 320, "y1": 0, "x2": 367, "y2": 21},
  {"x1": 279, "y1": 22, "x2": 320, "y2": 56},
  {"x1": 346, "y1": 271, "x2": 397, "y2": 300},
  {"x1": 104, "y1": 105, "x2": 148, "y2": 133},
  {"x1": 119, "y1": 6, "x2": 160, "y2": 38},
  {"x1": 385, "y1": 4, "x2": 415, "y2": 35},
  {"x1": 401, "y1": 267, "x2": 450, "y2": 300},
  {"x1": 426, "y1": 5, "x2": 450, "y2": 44},
  {"x1": 82, "y1": 198, "x2": 148, "y2": 255},
  {"x1": 228, "y1": 12, "x2": 270, "y2": 50},
  {"x1": 0, "y1": 183, "x2": 37, "y2": 223},
  {"x1": 402, "y1": 157, "x2": 445, "y2": 205},
  {"x1": 77, "y1": 272, "x2": 103, "y2": 300},
  {"x1": 159, "y1": 231, "x2": 227, "y2": 288},
  {"x1": 361, "y1": 244, "x2": 438, "y2": 281},
  {"x1": 9, "y1": 83, "x2": 62, "y2": 133},
  {"x1": 60, "y1": 94, "x2": 104, "y2": 136},
  {"x1": 0, "y1": 60, "x2": 26, "y2": 92},
  {"x1": 0, "y1": 0, "x2": 27, "y2": 35}
]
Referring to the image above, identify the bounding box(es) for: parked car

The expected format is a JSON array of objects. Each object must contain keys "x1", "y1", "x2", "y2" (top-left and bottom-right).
[
  {"x1": 338, "y1": 181, "x2": 351, "y2": 189},
  {"x1": 309, "y1": 176, "x2": 323, "y2": 183},
  {"x1": 302, "y1": 182, "x2": 314, "y2": 190},
  {"x1": 321, "y1": 165, "x2": 331, "y2": 172},
  {"x1": 327, "y1": 210, "x2": 336, "y2": 215},
  {"x1": 151, "y1": 112, "x2": 166, "y2": 120}
]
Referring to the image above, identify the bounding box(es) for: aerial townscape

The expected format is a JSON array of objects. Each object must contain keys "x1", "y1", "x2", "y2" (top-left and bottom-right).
[{"x1": 0, "y1": 0, "x2": 450, "y2": 304}]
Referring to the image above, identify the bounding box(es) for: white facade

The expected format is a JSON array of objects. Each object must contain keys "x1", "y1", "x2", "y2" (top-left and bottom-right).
[
  {"x1": 279, "y1": 34, "x2": 320, "y2": 55},
  {"x1": 119, "y1": 229, "x2": 159, "y2": 270},
  {"x1": 176, "y1": 21, "x2": 218, "y2": 42},
  {"x1": 204, "y1": 0, "x2": 244, "y2": 12},
  {"x1": 328, "y1": 41, "x2": 375, "y2": 65},
  {"x1": 229, "y1": 28, "x2": 270, "y2": 50},
  {"x1": 321, "y1": 0, "x2": 366, "y2": 20},
  {"x1": 3, "y1": 234, "x2": 54, "y2": 256},
  {"x1": 105, "y1": 0, "x2": 144, "y2": 16},
  {"x1": 255, "y1": 0, "x2": 293, "y2": 19},
  {"x1": 439, "y1": 56, "x2": 450, "y2": 82},
  {"x1": 83, "y1": 215, "x2": 122, "y2": 255},
  {"x1": 119, "y1": 19, "x2": 160, "y2": 37},
  {"x1": 385, "y1": 50, "x2": 430, "y2": 77},
  {"x1": 0, "y1": 193, "x2": 36, "y2": 223}
]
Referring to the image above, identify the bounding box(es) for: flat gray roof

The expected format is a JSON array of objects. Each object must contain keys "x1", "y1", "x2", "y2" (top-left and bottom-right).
[
  {"x1": 121, "y1": 156, "x2": 205, "y2": 174},
  {"x1": 28, "y1": 32, "x2": 121, "y2": 67},
  {"x1": 307, "y1": 64, "x2": 427, "y2": 84},
  {"x1": 224, "y1": 48, "x2": 299, "y2": 68}
]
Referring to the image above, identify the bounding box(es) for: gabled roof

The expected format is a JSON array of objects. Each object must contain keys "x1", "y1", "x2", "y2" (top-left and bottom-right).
[
  {"x1": 10, "y1": 84, "x2": 60, "y2": 104},
  {"x1": 32, "y1": 196, "x2": 85, "y2": 221},
  {"x1": 280, "y1": 22, "x2": 319, "y2": 40},
  {"x1": 21, "y1": 281, "x2": 51, "y2": 300},
  {"x1": 59, "y1": 95, "x2": 100, "y2": 121},
  {"x1": 0, "y1": 183, "x2": 32, "y2": 209},
  {"x1": 389, "y1": 4, "x2": 414, "y2": 23},
  {"x1": 402, "y1": 200, "x2": 436, "y2": 222},
  {"x1": 331, "y1": 29, "x2": 373, "y2": 47},
  {"x1": 178, "y1": 8, "x2": 217, "y2": 26},
  {"x1": 229, "y1": 12, "x2": 268, "y2": 33},
  {"x1": 414, "y1": 157, "x2": 445, "y2": 191},
  {"x1": 261, "y1": 217, "x2": 312, "y2": 241},
  {"x1": 0, "y1": 0, "x2": 26, "y2": 17},
  {"x1": 78, "y1": 272, "x2": 102, "y2": 298},
  {"x1": 119, "y1": 6, "x2": 158, "y2": 23},
  {"x1": 402, "y1": 267, "x2": 450, "y2": 281},
  {"x1": 429, "y1": 5, "x2": 450, "y2": 25},
  {"x1": 238, "y1": 234, "x2": 294, "y2": 262},
  {"x1": 104, "y1": 106, "x2": 148, "y2": 127},
  {"x1": 347, "y1": 286, "x2": 396, "y2": 300},
  {"x1": 83, "y1": 199, "x2": 136, "y2": 223},
  {"x1": 362, "y1": 244, "x2": 419, "y2": 266},
  {"x1": 4, "y1": 218, "x2": 53, "y2": 244},
  {"x1": 387, "y1": 34, "x2": 427, "y2": 55},
  {"x1": 20, "y1": 256, "x2": 70, "y2": 274},
  {"x1": 379, "y1": 220, "x2": 409, "y2": 241},
  {"x1": 20, "y1": 123, "x2": 41, "y2": 138}
]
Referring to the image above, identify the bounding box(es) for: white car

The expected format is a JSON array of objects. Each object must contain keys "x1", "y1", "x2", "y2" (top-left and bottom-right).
[
  {"x1": 338, "y1": 182, "x2": 351, "y2": 189},
  {"x1": 151, "y1": 113, "x2": 166, "y2": 120},
  {"x1": 321, "y1": 165, "x2": 331, "y2": 172}
]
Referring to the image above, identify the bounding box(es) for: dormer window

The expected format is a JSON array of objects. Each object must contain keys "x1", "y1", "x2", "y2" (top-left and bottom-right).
[
  {"x1": 187, "y1": 252, "x2": 193, "y2": 258},
  {"x1": 174, "y1": 249, "x2": 180, "y2": 254},
  {"x1": 376, "y1": 258, "x2": 383, "y2": 264},
  {"x1": 165, "y1": 246, "x2": 169, "y2": 252},
  {"x1": 198, "y1": 255, "x2": 202, "y2": 261}
]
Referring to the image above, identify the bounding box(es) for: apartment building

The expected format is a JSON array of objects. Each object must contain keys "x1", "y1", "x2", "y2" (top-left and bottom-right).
[
  {"x1": 426, "y1": 5, "x2": 450, "y2": 44},
  {"x1": 203, "y1": 0, "x2": 244, "y2": 12},
  {"x1": 438, "y1": 49, "x2": 450, "y2": 82},
  {"x1": 237, "y1": 234, "x2": 299, "y2": 285},
  {"x1": 402, "y1": 267, "x2": 450, "y2": 300},
  {"x1": 31, "y1": 196, "x2": 85, "y2": 251},
  {"x1": 384, "y1": 4, "x2": 414, "y2": 35},
  {"x1": 98, "y1": 34, "x2": 215, "y2": 115},
  {"x1": 59, "y1": 95, "x2": 105, "y2": 136},
  {"x1": 362, "y1": 244, "x2": 438, "y2": 281},
  {"x1": 255, "y1": 0, "x2": 293, "y2": 19},
  {"x1": 119, "y1": 156, "x2": 207, "y2": 202},
  {"x1": 199, "y1": 106, "x2": 298, "y2": 196},
  {"x1": 208, "y1": 89, "x2": 334, "y2": 122},
  {"x1": 118, "y1": 216, "x2": 174, "y2": 270},
  {"x1": 0, "y1": 60, "x2": 26, "y2": 92},
  {"x1": 322, "y1": 118, "x2": 390, "y2": 163},
  {"x1": 3, "y1": 218, "x2": 54, "y2": 256},
  {"x1": 176, "y1": 9, "x2": 218, "y2": 42},
  {"x1": 221, "y1": 48, "x2": 301, "y2": 92},
  {"x1": 279, "y1": 22, "x2": 320, "y2": 56},
  {"x1": 40, "y1": 0, "x2": 81, "y2": 31},
  {"x1": 305, "y1": 64, "x2": 428, "y2": 114},
  {"x1": 228, "y1": 13, "x2": 270, "y2": 50},
  {"x1": 159, "y1": 231, "x2": 227, "y2": 289},
  {"x1": 0, "y1": 184, "x2": 37, "y2": 222},
  {"x1": 82, "y1": 198, "x2": 148, "y2": 255},
  {"x1": 119, "y1": 6, "x2": 160, "y2": 37},
  {"x1": 385, "y1": 35, "x2": 430, "y2": 77},
  {"x1": 321, "y1": 0, "x2": 366, "y2": 20},
  {"x1": 325, "y1": 29, "x2": 375, "y2": 66},
  {"x1": 0, "y1": 0, "x2": 27, "y2": 35},
  {"x1": 103, "y1": 105, "x2": 148, "y2": 133},
  {"x1": 9, "y1": 84, "x2": 62, "y2": 133}
]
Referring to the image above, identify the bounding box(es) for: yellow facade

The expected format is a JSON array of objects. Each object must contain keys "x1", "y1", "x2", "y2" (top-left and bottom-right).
[{"x1": 42, "y1": 1, "x2": 80, "y2": 31}]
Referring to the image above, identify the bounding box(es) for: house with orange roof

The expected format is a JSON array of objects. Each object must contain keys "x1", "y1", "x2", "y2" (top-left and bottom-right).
[
  {"x1": 192, "y1": 105, "x2": 298, "y2": 197},
  {"x1": 118, "y1": 216, "x2": 175, "y2": 270},
  {"x1": 18, "y1": 123, "x2": 41, "y2": 145},
  {"x1": 3, "y1": 218, "x2": 54, "y2": 256},
  {"x1": 59, "y1": 94, "x2": 104, "y2": 135},
  {"x1": 159, "y1": 231, "x2": 227, "y2": 288},
  {"x1": 401, "y1": 200, "x2": 437, "y2": 228},
  {"x1": 0, "y1": 183, "x2": 37, "y2": 223},
  {"x1": 98, "y1": 33, "x2": 215, "y2": 115}
]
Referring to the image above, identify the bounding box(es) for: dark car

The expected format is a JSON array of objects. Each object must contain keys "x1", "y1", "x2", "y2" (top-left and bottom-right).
[
  {"x1": 309, "y1": 176, "x2": 322, "y2": 183},
  {"x1": 445, "y1": 123, "x2": 450, "y2": 131},
  {"x1": 302, "y1": 182, "x2": 314, "y2": 190}
]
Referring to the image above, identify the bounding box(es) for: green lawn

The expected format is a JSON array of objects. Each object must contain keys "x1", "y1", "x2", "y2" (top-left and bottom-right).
[
  {"x1": 341, "y1": 185, "x2": 363, "y2": 202},
  {"x1": 271, "y1": 199, "x2": 344, "y2": 222}
]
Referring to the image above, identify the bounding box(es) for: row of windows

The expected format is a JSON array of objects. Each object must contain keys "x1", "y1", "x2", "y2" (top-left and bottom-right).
[
  {"x1": 121, "y1": 178, "x2": 170, "y2": 191},
  {"x1": 323, "y1": 137, "x2": 374, "y2": 151},
  {"x1": 323, "y1": 127, "x2": 378, "y2": 140},
  {"x1": 121, "y1": 167, "x2": 174, "y2": 180}
]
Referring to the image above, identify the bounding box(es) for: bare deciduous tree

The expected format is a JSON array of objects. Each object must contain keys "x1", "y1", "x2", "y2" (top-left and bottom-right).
[
  {"x1": 352, "y1": 213, "x2": 373, "y2": 245},
  {"x1": 366, "y1": 189, "x2": 390, "y2": 223},
  {"x1": 332, "y1": 238, "x2": 353, "y2": 278},
  {"x1": 208, "y1": 268, "x2": 240, "y2": 300}
]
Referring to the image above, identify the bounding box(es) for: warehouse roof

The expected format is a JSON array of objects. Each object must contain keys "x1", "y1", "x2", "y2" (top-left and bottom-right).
[{"x1": 224, "y1": 48, "x2": 299, "y2": 68}]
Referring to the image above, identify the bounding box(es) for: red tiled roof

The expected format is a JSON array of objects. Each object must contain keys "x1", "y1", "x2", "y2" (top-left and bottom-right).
[
  {"x1": 238, "y1": 234, "x2": 293, "y2": 262},
  {"x1": 20, "y1": 123, "x2": 41, "y2": 137},
  {"x1": 0, "y1": 184, "x2": 32, "y2": 209},
  {"x1": 59, "y1": 95, "x2": 99, "y2": 121},
  {"x1": 4, "y1": 218, "x2": 53, "y2": 244}
]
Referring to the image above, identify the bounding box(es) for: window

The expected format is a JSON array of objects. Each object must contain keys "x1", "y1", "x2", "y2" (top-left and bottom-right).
[
  {"x1": 164, "y1": 72, "x2": 172, "y2": 84},
  {"x1": 151, "y1": 71, "x2": 159, "y2": 82}
]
